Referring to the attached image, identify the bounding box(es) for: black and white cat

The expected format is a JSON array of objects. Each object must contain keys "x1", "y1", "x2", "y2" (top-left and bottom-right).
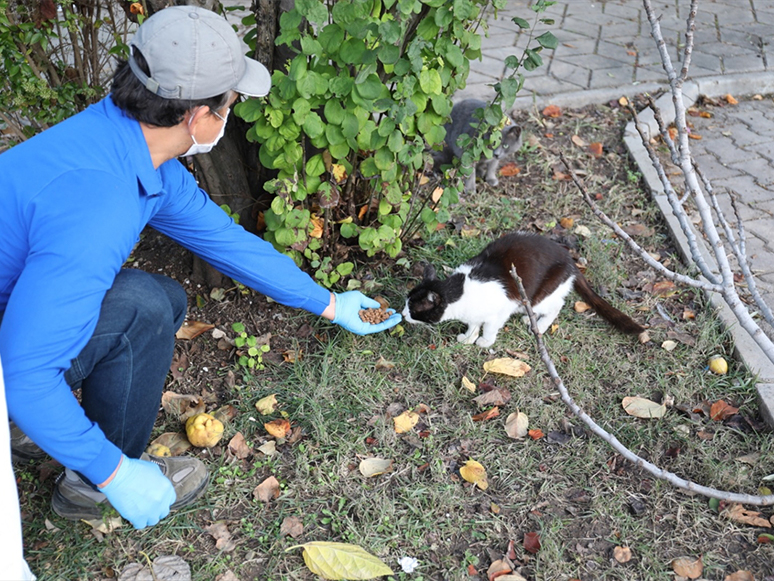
[
  {"x1": 433, "y1": 99, "x2": 522, "y2": 195},
  {"x1": 402, "y1": 232, "x2": 644, "y2": 348}
]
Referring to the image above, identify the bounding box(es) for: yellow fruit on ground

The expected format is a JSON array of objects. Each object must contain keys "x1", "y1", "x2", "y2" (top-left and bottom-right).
[
  {"x1": 185, "y1": 412, "x2": 224, "y2": 448},
  {"x1": 709, "y1": 356, "x2": 728, "y2": 375},
  {"x1": 146, "y1": 443, "x2": 172, "y2": 457}
]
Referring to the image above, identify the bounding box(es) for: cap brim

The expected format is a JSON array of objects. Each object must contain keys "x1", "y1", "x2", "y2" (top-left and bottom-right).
[{"x1": 234, "y1": 58, "x2": 271, "y2": 97}]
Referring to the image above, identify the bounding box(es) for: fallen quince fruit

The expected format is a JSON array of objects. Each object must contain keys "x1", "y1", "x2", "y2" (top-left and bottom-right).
[
  {"x1": 709, "y1": 355, "x2": 728, "y2": 375},
  {"x1": 185, "y1": 412, "x2": 224, "y2": 448}
]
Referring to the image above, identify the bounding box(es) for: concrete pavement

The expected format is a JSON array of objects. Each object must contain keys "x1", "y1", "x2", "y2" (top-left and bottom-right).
[{"x1": 459, "y1": 0, "x2": 774, "y2": 424}]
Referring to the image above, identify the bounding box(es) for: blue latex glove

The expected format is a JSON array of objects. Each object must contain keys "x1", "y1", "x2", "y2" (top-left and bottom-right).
[
  {"x1": 332, "y1": 291, "x2": 402, "y2": 335},
  {"x1": 99, "y1": 455, "x2": 176, "y2": 529}
]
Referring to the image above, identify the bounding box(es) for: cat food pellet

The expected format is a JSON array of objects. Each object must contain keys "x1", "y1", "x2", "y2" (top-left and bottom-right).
[{"x1": 359, "y1": 308, "x2": 390, "y2": 324}]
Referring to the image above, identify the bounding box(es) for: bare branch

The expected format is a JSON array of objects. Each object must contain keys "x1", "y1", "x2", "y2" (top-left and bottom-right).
[{"x1": 509, "y1": 264, "x2": 774, "y2": 506}]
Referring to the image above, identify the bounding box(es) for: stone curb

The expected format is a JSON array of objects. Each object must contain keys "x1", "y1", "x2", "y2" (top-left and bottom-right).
[{"x1": 622, "y1": 72, "x2": 774, "y2": 427}]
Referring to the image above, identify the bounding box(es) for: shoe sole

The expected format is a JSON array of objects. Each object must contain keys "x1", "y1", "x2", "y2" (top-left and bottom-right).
[{"x1": 51, "y1": 472, "x2": 210, "y2": 521}]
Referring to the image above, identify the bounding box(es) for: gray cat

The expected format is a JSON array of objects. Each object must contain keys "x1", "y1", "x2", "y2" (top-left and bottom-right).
[{"x1": 432, "y1": 99, "x2": 522, "y2": 194}]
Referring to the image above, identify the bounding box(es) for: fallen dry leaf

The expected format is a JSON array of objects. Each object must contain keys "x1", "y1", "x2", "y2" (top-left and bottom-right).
[
  {"x1": 528, "y1": 428, "x2": 544, "y2": 440},
  {"x1": 726, "y1": 93, "x2": 738, "y2": 105},
  {"x1": 725, "y1": 571, "x2": 754, "y2": 581},
  {"x1": 175, "y1": 320, "x2": 214, "y2": 340},
  {"x1": 205, "y1": 521, "x2": 237, "y2": 552},
  {"x1": 331, "y1": 163, "x2": 347, "y2": 183},
  {"x1": 574, "y1": 301, "x2": 591, "y2": 313},
  {"x1": 459, "y1": 459, "x2": 488, "y2": 490},
  {"x1": 587, "y1": 142, "x2": 603, "y2": 157},
  {"x1": 622, "y1": 396, "x2": 667, "y2": 419},
  {"x1": 148, "y1": 432, "x2": 192, "y2": 456},
  {"x1": 710, "y1": 400, "x2": 739, "y2": 421},
  {"x1": 688, "y1": 133, "x2": 702, "y2": 140},
  {"x1": 560, "y1": 216, "x2": 574, "y2": 229},
  {"x1": 255, "y1": 394, "x2": 278, "y2": 415},
  {"x1": 375, "y1": 356, "x2": 395, "y2": 371},
  {"x1": 309, "y1": 214, "x2": 323, "y2": 238},
  {"x1": 280, "y1": 516, "x2": 304, "y2": 538},
  {"x1": 227, "y1": 432, "x2": 251, "y2": 459},
  {"x1": 253, "y1": 476, "x2": 280, "y2": 503},
  {"x1": 358, "y1": 457, "x2": 394, "y2": 477},
  {"x1": 473, "y1": 387, "x2": 511, "y2": 407},
  {"x1": 472, "y1": 407, "x2": 500, "y2": 421},
  {"x1": 431, "y1": 186, "x2": 444, "y2": 204},
  {"x1": 661, "y1": 340, "x2": 678, "y2": 352},
  {"x1": 487, "y1": 560, "x2": 512, "y2": 581},
  {"x1": 523, "y1": 531, "x2": 541, "y2": 554},
  {"x1": 671, "y1": 556, "x2": 703, "y2": 579},
  {"x1": 161, "y1": 391, "x2": 205, "y2": 421},
  {"x1": 393, "y1": 410, "x2": 420, "y2": 433},
  {"x1": 265, "y1": 418, "x2": 291, "y2": 439},
  {"x1": 571, "y1": 134, "x2": 588, "y2": 147},
  {"x1": 461, "y1": 375, "x2": 477, "y2": 392},
  {"x1": 283, "y1": 349, "x2": 302, "y2": 363},
  {"x1": 483, "y1": 358, "x2": 531, "y2": 377},
  {"x1": 613, "y1": 546, "x2": 632, "y2": 563},
  {"x1": 542, "y1": 104, "x2": 562, "y2": 118},
  {"x1": 651, "y1": 280, "x2": 677, "y2": 297},
  {"x1": 290, "y1": 542, "x2": 393, "y2": 579},
  {"x1": 257, "y1": 440, "x2": 277, "y2": 456},
  {"x1": 499, "y1": 162, "x2": 520, "y2": 177},
  {"x1": 118, "y1": 555, "x2": 191, "y2": 581},
  {"x1": 723, "y1": 503, "x2": 772, "y2": 528},
  {"x1": 504, "y1": 411, "x2": 529, "y2": 439}
]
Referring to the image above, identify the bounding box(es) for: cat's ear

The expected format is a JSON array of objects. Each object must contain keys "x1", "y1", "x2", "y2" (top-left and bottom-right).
[
  {"x1": 426, "y1": 291, "x2": 438, "y2": 304},
  {"x1": 423, "y1": 263, "x2": 437, "y2": 281},
  {"x1": 503, "y1": 124, "x2": 522, "y2": 139}
]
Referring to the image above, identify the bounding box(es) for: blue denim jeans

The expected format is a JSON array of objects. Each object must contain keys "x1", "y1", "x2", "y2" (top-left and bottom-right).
[{"x1": 63, "y1": 270, "x2": 187, "y2": 462}]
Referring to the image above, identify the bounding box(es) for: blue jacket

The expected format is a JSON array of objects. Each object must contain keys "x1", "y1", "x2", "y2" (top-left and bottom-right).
[{"x1": 0, "y1": 96, "x2": 330, "y2": 484}]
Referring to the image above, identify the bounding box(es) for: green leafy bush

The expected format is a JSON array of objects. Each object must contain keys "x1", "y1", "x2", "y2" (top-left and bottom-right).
[{"x1": 236, "y1": 0, "x2": 556, "y2": 285}]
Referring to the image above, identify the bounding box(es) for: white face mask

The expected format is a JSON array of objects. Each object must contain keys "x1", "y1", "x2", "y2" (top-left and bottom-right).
[{"x1": 183, "y1": 106, "x2": 229, "y2": 157}]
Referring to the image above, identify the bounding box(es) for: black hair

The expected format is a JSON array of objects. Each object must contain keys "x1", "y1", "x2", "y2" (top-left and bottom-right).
[{"x1": 110, "y1": 48, "x2": 230, "y2": 127}]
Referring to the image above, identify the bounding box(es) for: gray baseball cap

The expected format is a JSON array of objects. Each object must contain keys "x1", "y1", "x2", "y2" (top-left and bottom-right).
[{"x1": 128, "y1": 5, "x2": 271, "y2": 100}]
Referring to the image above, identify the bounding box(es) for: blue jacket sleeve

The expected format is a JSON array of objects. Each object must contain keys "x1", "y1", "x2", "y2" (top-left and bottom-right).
[
  {"x1": 149, "y1": 161, "x2": 331, "y2": 315},
  {"x1": 0, "y1": 171, "x2": 135, "y2": 484}
]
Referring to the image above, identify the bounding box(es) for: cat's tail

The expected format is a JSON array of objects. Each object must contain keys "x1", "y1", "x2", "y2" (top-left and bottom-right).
[{"x1": 573, "y1": 273, "x2": 645, "y2": 335}]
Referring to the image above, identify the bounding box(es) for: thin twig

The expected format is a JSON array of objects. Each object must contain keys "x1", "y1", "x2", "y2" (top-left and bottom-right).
[{"x1": 509, "y1": 264, "x2": 774, "y2": 506}]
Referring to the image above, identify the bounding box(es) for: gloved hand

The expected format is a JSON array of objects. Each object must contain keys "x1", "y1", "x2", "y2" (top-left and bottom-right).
[
  {"x1": 332, "y1": 291, "x2": 402, "y2": 335},
  {"x1": 99, "y1": 455, "x2": 176, "y2": 529}
]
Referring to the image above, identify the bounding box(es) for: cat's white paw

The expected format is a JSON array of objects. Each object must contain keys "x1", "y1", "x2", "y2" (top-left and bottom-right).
[
  {"x1": 458, "y1": 332, "x2": 479, "y2": 344},
  {"x1": 476, "y1": 336, "x2": 495, "y2": 348}
]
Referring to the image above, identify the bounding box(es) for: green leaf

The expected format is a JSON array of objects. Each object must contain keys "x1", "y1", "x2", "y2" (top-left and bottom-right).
[
  {"x1": 340, "y1": 38, "x2": 366, "y2": 64},
  {"x1": 329, "y1": 142, "x2": 350, "y2": 160},
  {"x1": 378, "y1": 20, "x2": 402, "y2": 44},
  {"x1": 306, "y1": 154, "x2": 326, "y2": 177},
  {"x1": 444, "y1": 44, "x2": 464, "y2": 69},
  {"x1": 234, "y1": 99, "x2": 264, "y2": 123},
  {"x1": 295, "y1": 0, "x2": 328, "y2": 24},
  {"x1": 378, "y1": 44, "x2": 400, "y2": 65},
  {"x1": 289, "y1": 55, "x2": 308, "y2": 81},
  {"x1": 415, "y1": 16, "x2": 439, "y2": 41},
  {"x1": 374, "y1": 147, "x2": 395, "y2": 171},
  {"x1": 419, "y1": 68, "x2": 443, "y2": 95},
  {"x1": 300, "y1": 36, "x2": 323, "y2": 55},
  {"x1": 512, "y1": 16, "x2": 530, "y2": 28},
  {"x1": 303, "y1": 112, "x2": 325, "y2": 139},
  {"x1": 536, "y1": 31, "x2": 558, "y2": 50},
  {"x1": 336, "y1": 262, "x2": 354, "y2": 276},
  {"x1": 319, "y1": 24, "x2": 345, "y2": 53},
  {"x1": 330, "y1": 74, "x2": 354, "y2": 97},
  {"x1": 340, "y1": 221, "x2": 359, "y2": 238},
  {"x1": 355, "y1": 73, "x2": 384, "y2": 100},
  {"x1": 524, "y1": 48, "x2": 543, "y2": 71},
  {"x1": 341, "y1": 113, "x2": 360, "y2": 139},
  {"x1": 324, "y1": 100, "x2": 346, "y2": 125}
]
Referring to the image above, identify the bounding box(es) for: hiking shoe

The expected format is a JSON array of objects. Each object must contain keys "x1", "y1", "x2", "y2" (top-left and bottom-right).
[
  {"x1": 51, "y1": 454, "x2": 209, "y2": 521},
  {"x1": 10, "y1": 421, "x2": 46, "y2": 463}
]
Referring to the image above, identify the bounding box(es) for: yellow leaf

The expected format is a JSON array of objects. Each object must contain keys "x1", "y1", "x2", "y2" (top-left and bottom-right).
[
  {"x1": 431, "y1": 186, "x2": 444, "y2": 203},
  {"x1": 393, "y1": 410, "x2": 420, "y2": 433},
  {"x1": 459, "y1": 459, "x2": 488, "y2": 490},
  {"x1": 574, "y1": 301, "x2": 591, "y2": 313},
  {"x1": 309, "y1": 215, "x2": 324, "y2": 238},
  {"x1": 618, "y1": 96, "x2": 629, "y2": 106},
  {"x1": 661, "y1": 340, "x2": 678, "y2": 351},
  {"x1": 723, "y1": 503, "x2": 772, "y2": 528},
  {"x1": 504, "y1": 411, "x2": 529, "y2": 439},
  {"x1": 265, "y1": 418, "x2": 291, "y2": 439},
  {"x1": 255, "y1": 394, "x2": 278, "y2": 415},
  {"x1": 622, "y1": 396, "x2": 667, "y2": 419},
  {"x1": 289, "y1": 541, "x2": 394, "y2": 580},
  {"x1": 257, "y1": 440, "x2": 277, "y2": 456},
  {"x1": 419, "y1": 174, "x2": 430, "y2": 185},
  {"x1": 613, "y1": 546, "x2": 632, "y2": 563},
  {"x1": 725, "y1": 93, "x2": 738, "y2": 105},
  {"x1": 358, "y1": 457, "x2": 394, "y2": 477},
  {"x1": 461, "y1": 375, "x2": 477, "y2": 392},
  {"x1": 483, "y1": 357, "x2": 531, "y2": 377},
  {"x1": 331, "y1": 163, "x2": 347, "y2": 183}
]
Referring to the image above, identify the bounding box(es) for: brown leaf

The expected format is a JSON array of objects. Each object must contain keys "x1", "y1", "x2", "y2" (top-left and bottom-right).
[
  {"x1": 668, "y1": 126, "x2": 678, "y2": 141},
  {"x1": 472, "y1": 407, "x2": 500, "y2": 421},
  {"x1": 528, "y1": 429, "x2": 544, "y2": 440},
  {"x1": 622, "y1": 223, "x2": 655, "y2": 237},
  {"x1": 726, "y1": 93, "x2": 739, "y2": 105},
  {"x1": 723, "y1": 503, "x2": 772, "y2": 528},
  {"x1": 504, "y1": 411, "x2": 528, "y2": 439},
  {"x1": 587, "y1": 142, "x2": 603, "y2": 157},
  {"x1": 280, "y1": 516, "x2": 304, "y2": 538},
  {"x1": 571, "y1": 135, "x2": 588, "y2": 147},
  {"x1": 212, "y1": 404, "x2": 238, "y2": 424},
  {"x1": 283, "y1": 349, "x2": 302, "y2": 363},
  {"x1": 487, "y1": 560, "x2": 512, "y2": 581},
  {"x1": 148, "y1": 432, "x2": 192, "y2": 456},
  {"x1": 205, "y1": 521, "x2": 237, "y2": 552},
  {"x1": 710, "y1": 400, "x2": 739, "y2": 421},
  {"x1": 688, "y1": 133, "x2": 702, "y2": 140},
  {"x1": 523, "y1": 531, "x2": 541, "y2": 554},
  {"x1": 175, "y1": 320, "x2": 214, "y2": 340},
  {"x1": 651, "y1": 280, "x2": 677, "y2": 297},
  {"x1": 725, "y1": 571, "x2": 755, "y2": 581},
  {"x1": 574, "y1": 301, "x2": 591, "y2": 313},
  {"x1": 161, "y1": 391, "x2": 205, "y2": 421},
  {"x1": 169, "y1": 352, "x2": 188, "y2": 383},
  {"x1": 253, "y1": 476, "x2": 280, "y2": 503},
  {"x1": 672, "y1": 556, "x2": 703, "y2": 579},
  {"x1": 472, "y1": 387, "x2": 511, "y2": 407},
  {"x1": 227, "y1": 432, "x2": 251, "y2": 459},
  {"x1": 499, "y1": 163, "x2": 520, "y2": 177},
  {"x1": 542, "y1": 104, "x2": 562, "y2": 118},
  {"x1": 265, "y1": 419, "x2": 291, "y2": 439},
  {"x1": 559, "y1": 217, "x2": 574, "y2": 229}
]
